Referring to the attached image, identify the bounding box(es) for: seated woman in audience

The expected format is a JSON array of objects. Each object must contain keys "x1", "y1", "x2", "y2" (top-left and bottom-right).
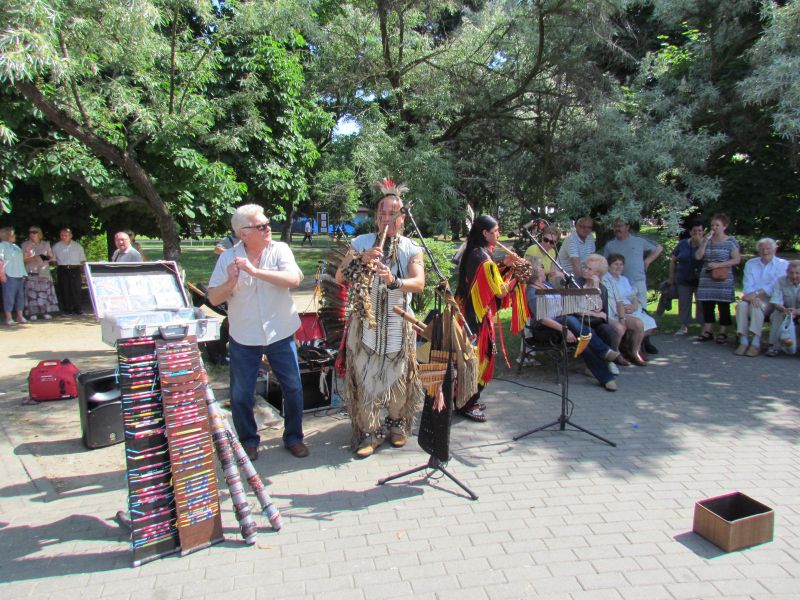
[
  {"x1": 603, "y1": 253, "x2": 657, "y2": 365},
  {"x1": 526, "y1": 257, "x2": 620, "y2": 391},
  {"x1": 575, "y1": 254, "x2": 629, "y2": 368}
]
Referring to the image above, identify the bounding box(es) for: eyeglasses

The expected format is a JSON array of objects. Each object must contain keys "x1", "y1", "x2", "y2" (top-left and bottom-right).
[
  {"x1": 543, "y1": 238, "x2": 557, "y2": 244},
  {"x1": 241, "y1": 223, "x2": 270, "y2": 232}
]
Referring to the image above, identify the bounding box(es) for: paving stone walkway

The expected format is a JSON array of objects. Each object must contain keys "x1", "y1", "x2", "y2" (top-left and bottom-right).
[{"x1": 0, "y1": 318, "x2": 798, "y2": 599}]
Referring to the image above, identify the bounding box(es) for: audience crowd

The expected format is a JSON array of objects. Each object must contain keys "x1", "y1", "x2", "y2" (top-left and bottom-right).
[{"x1": 0, "y1": 227, "x2": 145, "y2": 324}]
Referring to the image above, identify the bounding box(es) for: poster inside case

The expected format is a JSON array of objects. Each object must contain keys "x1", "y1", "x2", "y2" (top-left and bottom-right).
[{"x1": 85, "y1": 261, "x2": 220, "y2": 346}]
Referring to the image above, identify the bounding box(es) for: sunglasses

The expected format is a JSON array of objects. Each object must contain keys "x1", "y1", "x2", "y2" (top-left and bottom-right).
[
  {"x1": 542, "y1": 238, "x2": 557, "y2": 244},
  {"x1": 241, "y1": 223, "x2": 270, "y2": 232}
]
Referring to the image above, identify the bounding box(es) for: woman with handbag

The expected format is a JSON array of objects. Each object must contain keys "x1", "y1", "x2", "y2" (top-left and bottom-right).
[
  {"x1": 668, "y1": 221, "x2": 706, "y2": 334},
  {"x1": 695, "y1": 213, "x2": 741, "y2": 343}
]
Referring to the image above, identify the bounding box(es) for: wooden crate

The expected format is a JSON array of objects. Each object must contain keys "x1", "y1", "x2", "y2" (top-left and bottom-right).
[{"x1": 693, "y1": 492, "x2": 774, "y2": 552}]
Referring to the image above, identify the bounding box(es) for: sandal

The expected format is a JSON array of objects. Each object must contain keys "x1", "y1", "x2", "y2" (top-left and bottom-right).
[
  {"x1": 696, "y1": 332, "x2": 713, "y2": 342},
  {"x1": 715, "y1": 333, "x2": 728, "y2": 344},
  {"x1": 460, "y1": 405, "x2": 487, "y2": 423}
]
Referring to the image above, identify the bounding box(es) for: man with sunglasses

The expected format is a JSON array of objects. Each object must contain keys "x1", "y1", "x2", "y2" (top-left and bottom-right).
[
  {"x1": 208, "y1": 204, "x2": 309, "y2": 460},
  {"x1": 557, "y1": 217, "x2": 595, "y2": 276}
]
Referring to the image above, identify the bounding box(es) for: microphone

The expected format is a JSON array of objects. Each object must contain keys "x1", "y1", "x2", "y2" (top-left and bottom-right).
[{"x1": 401, "y1": 198, "x2": 420, "y2": 214}]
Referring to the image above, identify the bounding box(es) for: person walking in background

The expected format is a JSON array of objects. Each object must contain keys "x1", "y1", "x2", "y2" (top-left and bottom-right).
[
  {"x1": 695, "y1": 213, "x2": 741, "y2": 344},
  {"x1": 52, "y1": 227, "x2": 87, "y2": 315},
  {"x1": 0, "y1": 227, "x2": 28, "y2": 325},
  {"x1": 734, "y1": 238, "x2": 787, "y2": 356},
  {"x1": 668, "y1": 221, "x2": 705, "y2": 335},
  {"x1": 111, "y1": 231, "x2": 143, "y2": 262},
  {"x1": 21, "y1": 226, "x2": 59, "y2": 321},
  {"x1": 208, "y1": 204, "x2": 309, "y2": 461},
  {"x1": 557, "y1": 217, "x2": 595, "y2": 276},
  {"x1": 301, "y1": 219, "x2": 314, "y2": 246}
]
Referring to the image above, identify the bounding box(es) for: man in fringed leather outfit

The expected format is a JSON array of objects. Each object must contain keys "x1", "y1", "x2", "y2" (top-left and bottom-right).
[{"x1": 335, "y1": 179, "x2": 425, "y2": 458}]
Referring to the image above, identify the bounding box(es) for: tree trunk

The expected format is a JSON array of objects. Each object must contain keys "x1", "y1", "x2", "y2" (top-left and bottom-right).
[{"x1": 15, "y1": 82, "x2": 183, "y2": 264}]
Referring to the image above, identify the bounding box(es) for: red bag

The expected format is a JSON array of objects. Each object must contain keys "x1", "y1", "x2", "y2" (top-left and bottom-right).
[{"x1": 28, "y1": 359, "x2": 80, "y2": 402}]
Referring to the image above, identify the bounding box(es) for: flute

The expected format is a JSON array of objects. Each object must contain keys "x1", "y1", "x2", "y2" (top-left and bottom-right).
[
  {"x1": 391, "y1": 306, "x2": 430, "y2": 339},
  {"x1": 495, "y1": 240, "x2": 527, "y2": 264}
]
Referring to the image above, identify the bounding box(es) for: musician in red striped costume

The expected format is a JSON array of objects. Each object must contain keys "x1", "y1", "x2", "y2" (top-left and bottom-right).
[
  {"x1": 335, "y1": 179, "x2": 426, "y2": 458},
  {"x1": 455, "y1": 215, "x2": 528, "y2": 422}
]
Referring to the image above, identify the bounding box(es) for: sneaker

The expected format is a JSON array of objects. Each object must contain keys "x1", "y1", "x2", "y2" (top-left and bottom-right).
[
  {"x1": 17, "y1": 317, "x2": 28, "y2": 324},
  {"x1": 28, "y1": 315, "x2": 38, "y2": 321},
  {"x1": 43, "y1": 314, "x2": 53, "y2": 320},
  {"x1": 5, "y1": 319, "x2": 16, "y2": 326},
  {"x1": 517, "y1": 356, "x2": 542, "y2": 367},
  {"x1": 608, "y1": 363, "x2": 620, "y2": 375},
  {"x1": 604, "y1": 380, "x2": 618, "y2": 392}
]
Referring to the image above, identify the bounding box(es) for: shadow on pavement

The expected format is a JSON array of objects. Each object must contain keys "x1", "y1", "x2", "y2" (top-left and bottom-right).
[
  {"x1": 273, "y1": 484, "x2": 425, "y2": 521},
  {"x1": 0, "y1": 469, "x2": 126, "y2": 503},
  {"x1": 0, "y1": 515, "x2": 128, "y2": 583}
]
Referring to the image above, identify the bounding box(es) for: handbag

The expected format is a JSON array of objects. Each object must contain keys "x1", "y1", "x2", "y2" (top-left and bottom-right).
[
  {"x1": 779, "y1": 315, "x2": 797, "y2": 355},
  {"x1": 710, "y1": 266, "x2": 729, "y2": 281}
]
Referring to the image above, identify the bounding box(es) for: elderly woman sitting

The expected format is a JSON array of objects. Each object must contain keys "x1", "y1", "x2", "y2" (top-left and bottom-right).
[
  {"x1": 603, "y1": 253, "x2": 657, "y2": 365},
  {"x1": 526, "y1": 257, "x2": 620, "y2": 391}
]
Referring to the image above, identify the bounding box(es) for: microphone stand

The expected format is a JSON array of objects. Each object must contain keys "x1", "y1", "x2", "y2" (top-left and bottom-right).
[
  {"x1": 513, "y1": 225, "x2": 616, "y2": 447},
  {"x1": 518, "y1": 226, "x2": 580, "y2": 289},
  {"x1": 376, "y1": 202, "x2": 478, "y2": 501}
]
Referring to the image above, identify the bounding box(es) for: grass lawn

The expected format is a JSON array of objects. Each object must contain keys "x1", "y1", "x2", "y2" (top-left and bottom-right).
[{"x1": 143, "y1": 239, "x2": 334, "y2": 285}]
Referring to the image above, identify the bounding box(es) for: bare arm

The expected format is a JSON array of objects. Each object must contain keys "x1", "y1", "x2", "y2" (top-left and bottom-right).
[
  {"x1": 644, "y1": 244, "x2": 663, "y2": 270},
  {"x1": 207, "y1": 262, "x2": 239, "y2": 306}
]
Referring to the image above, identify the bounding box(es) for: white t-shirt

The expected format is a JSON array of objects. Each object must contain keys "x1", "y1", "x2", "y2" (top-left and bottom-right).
[{"x1": 208, "y1": 241, "x2": 303, "y2": 346}]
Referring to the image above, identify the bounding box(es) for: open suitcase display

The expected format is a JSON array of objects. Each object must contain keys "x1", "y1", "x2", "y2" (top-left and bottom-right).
[
  {"x1": 84, "y1": 261, "x2": 225, "y2": 565},
  {"x1": 84, "y1": 261, "x2": 221, "y2": 346}
]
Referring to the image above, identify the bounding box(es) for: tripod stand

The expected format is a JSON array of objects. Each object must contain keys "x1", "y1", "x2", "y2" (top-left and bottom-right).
[
  {"x1": 378, "y1": 455, "x2": 479, "y2": 500},
  {"x1": 513, "y1": 326, "x2": 616, "y2": 446},
  {"x1": 513, "y1": 226, "x2": 616, "y2": 447},
  {"x1": 376, "y1": 203, "x2": 478, "y2": 501}
]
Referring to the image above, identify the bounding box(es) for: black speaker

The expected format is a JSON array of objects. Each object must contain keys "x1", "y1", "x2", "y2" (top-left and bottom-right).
[
  {"x1": 266, "y1": 367, "x2": 332, "y2": 416},
  {"x1": 78, "y1": 369, "x2": 124, "y2": 449}
]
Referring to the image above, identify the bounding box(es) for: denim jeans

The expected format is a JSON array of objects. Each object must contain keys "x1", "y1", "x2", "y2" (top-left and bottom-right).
[
  {"x1": 556, "y1": 315, "x2": 613, "y2": 384},
  {"x1": 229, "y1": 335, "x2": 304, "y2": 449}
]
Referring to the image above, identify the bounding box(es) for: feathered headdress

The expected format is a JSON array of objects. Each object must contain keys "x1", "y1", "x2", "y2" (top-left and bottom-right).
[{"x1": 375, "y1": 178, "x2": 409, "y2": 201}]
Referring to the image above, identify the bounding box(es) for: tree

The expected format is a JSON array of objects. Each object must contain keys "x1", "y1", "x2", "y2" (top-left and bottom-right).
[{"x1": 0, "y1": 0, "x2": 328, "y2": 259}]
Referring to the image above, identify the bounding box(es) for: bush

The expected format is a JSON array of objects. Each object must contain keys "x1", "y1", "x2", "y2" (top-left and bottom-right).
[
  {"x1": 81, "y1": 233, "x2": 109, "y2": 262},
  {"x1": 411, "y1": 238, "x2": 458, "y2": 313}
]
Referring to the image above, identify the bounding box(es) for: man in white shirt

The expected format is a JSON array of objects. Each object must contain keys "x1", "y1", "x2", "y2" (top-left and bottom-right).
[
  {"x1": 301, "y1": 219, "x2": 313, "y2": 246},
  {"x1": 735, "y1": 238, "x2": 788, "y2": 356},
  {"x1": 557, "y1": 217, "x2": 595, "y2": 276},
  {"x1": 51, "y1": 227, "x2": 87, "y2": 315},
  {"x1": 111, "y1": 231, "x2": 143, "y2": 263},
  {"x1": 208, "y1": 204, "x2": 308, "y2": 460}
]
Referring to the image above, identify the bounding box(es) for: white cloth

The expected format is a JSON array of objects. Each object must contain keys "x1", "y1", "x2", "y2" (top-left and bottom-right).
[
  {"x1": 603, "y1": 272, "x2": 657, "y2": 331},
  {"x1": 742, "y1": 256, "x2": 788, "y2": 297},
  {"x1": 52, "y1": 241, "x2": 86, "y2": 266},
  {"x1": 208, "y1": 241, "x2": 303, "y2": 346}
]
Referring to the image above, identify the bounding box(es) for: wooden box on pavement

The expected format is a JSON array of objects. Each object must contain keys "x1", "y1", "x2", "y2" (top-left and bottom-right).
[{"x1": 693, "y1": 492, "x2": 774, "y2": 552}]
